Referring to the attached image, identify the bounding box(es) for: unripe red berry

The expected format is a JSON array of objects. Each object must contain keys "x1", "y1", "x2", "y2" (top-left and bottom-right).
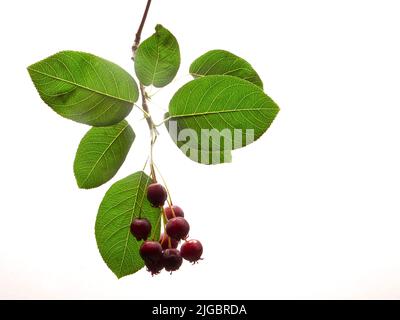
[
  {"x1": 147, "y1": 183, "x2": 167, "y2": 207},
  {"x1": 163, "y1": 249, "x2": 183, "y2": 272},
  {"x1": 139, "y1": 241, "x2": 163, "y2": 263},
  {"x1": 180, "y1": 239, "x2": 203, "y2": 263},
  {"x1": 159, "y1": 233, "x2": 179, "y2": 250},
  {"x1": 166, "y1": 217, "x2": 190, "y2": 240},
  {"x1": 130, "y1": 218, "x2": 151, "y2": 241},
  {"x1": 164, "y1": 205, "x2": 184, "y2": 220}
]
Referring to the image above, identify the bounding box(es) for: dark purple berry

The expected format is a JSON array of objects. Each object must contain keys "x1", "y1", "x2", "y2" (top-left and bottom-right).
[
  {"x1": 147, "y1": 183, "x2": 168, "y2": 207},
  {"x1": 159, "y1": 233, "x2": 179, "y2": 250},
  {"x1": 139, "y1": 241, "x2": 163, "y2": 263},
  {"x1": 166, "y1": 217, "x2": 190, "y2": 240},
  {"x1": 163, "y1": 249, "x2": 183, "y2": 272},
  {"x1": 164, "y1": 205, "x2": 184, "y2": 220},
  {"x1": 130, "y1": 218, "x2": 151, "y2": 241},
  {"x1": 180, "y1": 239, "x2": 203, "y2": 263},
  {"x1": 145, "y1": 259, "x2": 164, "y2": 276}
]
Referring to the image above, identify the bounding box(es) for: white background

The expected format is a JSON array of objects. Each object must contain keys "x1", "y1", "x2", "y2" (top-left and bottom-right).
[{"x1": 0, "y1": 0, "x2": 400, "y2": 299}]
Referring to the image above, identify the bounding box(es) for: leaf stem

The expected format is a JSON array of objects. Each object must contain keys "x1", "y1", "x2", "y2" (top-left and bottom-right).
[
  {"x1": 155, "y1": 117, "x2": 172, "y2": 127},
  {"x1": 134, "y1": 103, "x2": 151, "y2": 119}
]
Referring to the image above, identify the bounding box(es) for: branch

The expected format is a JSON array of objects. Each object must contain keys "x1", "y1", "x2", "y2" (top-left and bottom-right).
[
  {"x1": 132, "y1": 0, "x2": 152, "y2": 57},
  {"x1": 131, "y1": 0, "x2": 158, "y2": 182},
  {"x1": 131, "y1": 0, "x2": 155, "y2": 131}
]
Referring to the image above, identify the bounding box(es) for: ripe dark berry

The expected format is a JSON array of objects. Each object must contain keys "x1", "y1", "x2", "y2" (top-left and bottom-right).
[
  {"x1": 180, "y1": 239, "x2": 203, "y2": 263},
  {"x1": 130, "y1": 218, "x2": 151, "y2": 241},
  {"x1": 165, "y1": 205, "x2": 184, "y2": 220},
  {"x1": 139, "y1": 241, "x2": 163, "y2": 263},
  {"x1": 163, "y1": 249, "x2": 183, "y2": 272},
  {"x1": 145, "y1": 259, "x2": 164, "y2": 276},
  {"x1": 166, "y1": 217, "x2": 190, "y2": 240},
  {"x1": 159, "y1": 233, "x2": 179, "y2": 250},
  {"x1": 147, "y1": 183, "x2": 168, "y2": 207}
]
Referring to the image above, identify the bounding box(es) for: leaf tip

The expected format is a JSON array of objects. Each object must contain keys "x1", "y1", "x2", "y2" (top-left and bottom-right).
[
  {"x1": 27, "y1": 64, "x2": 36, "y2": 76},
  {"x1": 75, "y1": 175, "x2": 100, "y2": 190},
  {"x1": 77, "y1": 182, "x2": 90, "y2": 190},
  {"x1": 115, "y1": 273, "x2": 124, "y2": 280},
  {"x1": 74, "y1": 170, "x2": 92, "y2": 190}
]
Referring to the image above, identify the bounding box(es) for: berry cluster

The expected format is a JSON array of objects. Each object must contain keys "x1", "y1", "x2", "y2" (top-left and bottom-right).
[{"x1": 130, "y1": 183, "x2": 203, "y2": 275}]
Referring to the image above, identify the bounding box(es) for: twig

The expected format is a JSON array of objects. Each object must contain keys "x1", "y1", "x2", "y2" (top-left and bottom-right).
[
  {"x1": 132, "y1": 0, "x2": 154, "y2": 130},
  {"x1": 131, "y1": 0, "x2": 158, "y2": 183},
  {"x1": 131, "y1": 0, "x2": 154, "y2": 131},
  {"x1": 132, "y1": 0, "x2": 152, "y2": 56}
]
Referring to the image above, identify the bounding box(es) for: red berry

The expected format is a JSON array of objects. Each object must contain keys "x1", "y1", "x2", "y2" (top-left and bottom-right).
[
  {"x1": 139, "y1": 241, "x2": 163, "y2": 263},
  {"x1": 130, "y1": 218, "x2": 151, "y2": 241},
  {"x1": 180, "y1": 240, "x2": 203, "y2": 263},
  {"x1": 166, "y1": 217, "x2": 190, "y2": 240},
  {"x1": 147, "y1": 183, "x2": 167, "y2": 207},
  {"x1": 159, "y1": 233, "x2": 179, "y2": 250},
  {"x1": 145, "y1": 259, "x2": 164, "y2": 276},
  {"x1": 163, "y1": 249, "x2": 183, "y2": 272},
  {"x1": 165, "y1": 205, "x2": 184, "y2": 220}
]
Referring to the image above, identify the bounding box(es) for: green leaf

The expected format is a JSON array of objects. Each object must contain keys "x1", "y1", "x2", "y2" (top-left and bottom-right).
[
  {"x1": 135, "y1": 24, "x2": 180, "y2": 87},
  {"x1": 190, "y1": 50, "x2": 263, "y2": 88},
  {"x1": 165, "y1": 75, "x2": 279, "y2": 164},
  {"x1": 74, "y1": 120, "x2": 135, "y2": 189},
  {"x1": 28, "y1": 51, "x2": 138, "y2": 126},
  {"x1": 95, "y1": 171, "x2": 161, "y2": 279}
]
